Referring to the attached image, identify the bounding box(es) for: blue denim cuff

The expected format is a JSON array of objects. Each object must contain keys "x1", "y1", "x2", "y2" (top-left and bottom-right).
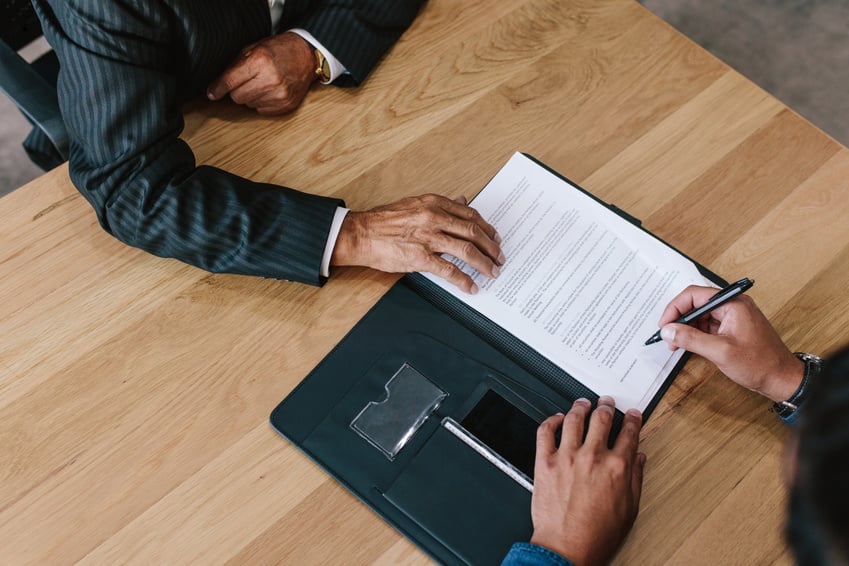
[{"x1": 501, "y1": 542, "x2": 575, "y2": 566}]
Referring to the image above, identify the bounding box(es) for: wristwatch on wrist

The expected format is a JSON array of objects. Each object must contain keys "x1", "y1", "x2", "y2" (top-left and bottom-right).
[
  {"x1": 771, "y1": 352, "x2": 824, "y2": 419},
  {"x1": 313, "y1": 48, "x2": 331, "y2": 82}
]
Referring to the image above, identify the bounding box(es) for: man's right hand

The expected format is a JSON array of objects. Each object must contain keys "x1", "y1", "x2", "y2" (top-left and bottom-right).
[
  {"x1": 207, "y1": 32, "x2": 316, "y2": 116},
  {"x1": 331, "y1": 194, "x2": 505, "y2": 294},
  {"x1": 657, "y1": 285, "x2": 804, "y2": 403}
]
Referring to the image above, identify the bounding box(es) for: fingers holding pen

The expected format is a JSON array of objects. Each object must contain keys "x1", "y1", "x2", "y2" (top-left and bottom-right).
[{"x1": 657, "y1": 285, "x2": 723, "y2": 327}]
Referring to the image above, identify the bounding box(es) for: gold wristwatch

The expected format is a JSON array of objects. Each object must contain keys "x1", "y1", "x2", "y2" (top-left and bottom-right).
[{"x1": 314, "y1": 48, "x2": 331, "y2": 82}]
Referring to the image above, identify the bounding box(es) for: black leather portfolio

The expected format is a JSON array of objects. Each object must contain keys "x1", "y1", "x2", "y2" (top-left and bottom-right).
[{"x1": 270, "y1": 154, "x2": 725, "y2": 565}]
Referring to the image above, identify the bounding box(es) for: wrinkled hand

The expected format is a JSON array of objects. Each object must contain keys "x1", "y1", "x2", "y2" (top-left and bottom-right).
[
  {"x1": 331, "y1": 194, "x2": 505, "y2": 294},
  {"x1": 658, "y1": 285, "x2": 803, "y2": 403},
  {"x1": 531, "y1": 397, "x2": 645, "y2": 566},
  {"x1": 207, "y1": 32, "x2": 316, "y2": 115}
]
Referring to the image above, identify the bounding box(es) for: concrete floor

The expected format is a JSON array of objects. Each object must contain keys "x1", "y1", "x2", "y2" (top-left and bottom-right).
[
  {"x1": 1, "y1": 36, "x2": 53, "y2": 197},
  {"x1": 640, "y1": 0, "x2": 849, "y2": 147},
  {"x1": 1, "y1": 2, "x2": 848, "y2": 197},
  {"x1": 0, "y1": 94, "x2": 43, "y2": 196}
]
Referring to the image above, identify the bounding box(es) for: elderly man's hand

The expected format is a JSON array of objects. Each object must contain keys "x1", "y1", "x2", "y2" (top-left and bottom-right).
[
  {"x1": 207, "y1": 32, "x2": 316, "y2": 115},
  {"x1": 530, "y1": 397, "x2": 645, "y2": 566},
  {"x1": 331, "y1": 194, "x2": 505, "y2": 294}
]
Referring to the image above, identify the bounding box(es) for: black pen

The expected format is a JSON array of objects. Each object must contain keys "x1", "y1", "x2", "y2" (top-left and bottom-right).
[{"x1": 644, "y1": 277, "x2": 755, "y2": 346}]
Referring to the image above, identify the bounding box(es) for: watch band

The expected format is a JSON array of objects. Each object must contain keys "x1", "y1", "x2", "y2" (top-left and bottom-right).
[
  {"x1": 314, "y1": 48, "x2": 331, "y2": 82},
  {"x1": 771, "y1": 352, "x2": 823, "y2": 419}
]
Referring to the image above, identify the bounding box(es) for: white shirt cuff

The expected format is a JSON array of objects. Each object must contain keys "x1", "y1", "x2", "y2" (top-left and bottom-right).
[
  {"x1": 289, "y1": 28, "x2": 348, "y2": 84},
  {"x1": 321, "y1": 207, "x2": 350, "y2": 278}
]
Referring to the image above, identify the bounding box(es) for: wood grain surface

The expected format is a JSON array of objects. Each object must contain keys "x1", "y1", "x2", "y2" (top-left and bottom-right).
[{"x1": 2, "y1": 0, "x2": 847, "y2": 564}]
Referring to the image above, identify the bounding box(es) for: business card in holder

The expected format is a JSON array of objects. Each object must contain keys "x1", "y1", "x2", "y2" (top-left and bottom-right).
[{"x1": 350, "y1": 363, "x2": 448, "y2": 461}]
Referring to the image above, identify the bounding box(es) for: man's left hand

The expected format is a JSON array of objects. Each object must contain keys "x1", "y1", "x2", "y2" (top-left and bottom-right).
[
  {"x1": 530, "y1": 397, "x2": 646, "y2": 566},
  {"x1": 207, "y1": 32, "x2": 316, "y2": 115}
]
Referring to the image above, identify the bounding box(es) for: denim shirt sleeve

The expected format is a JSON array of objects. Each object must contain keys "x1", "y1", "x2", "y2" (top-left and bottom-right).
[
  {"x1": 501, "y1": 543, "x2": 575, "y2": 566},
  {"x1": 779, "y1": 404, "x2": 803, "y2": 425}
]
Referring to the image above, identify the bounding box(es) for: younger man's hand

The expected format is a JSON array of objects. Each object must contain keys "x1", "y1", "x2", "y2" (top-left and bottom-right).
[
  {"x1": 657, "y1": 285, "x2": 803, "y2": 403},
  {"x1": 530, "y1": 397, "x2": 645, "y2": 566}
]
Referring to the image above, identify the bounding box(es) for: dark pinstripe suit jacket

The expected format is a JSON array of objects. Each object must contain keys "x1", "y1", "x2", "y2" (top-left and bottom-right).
[{"x1": 31, "y1": 0, "x2": 425, "y2": 285}]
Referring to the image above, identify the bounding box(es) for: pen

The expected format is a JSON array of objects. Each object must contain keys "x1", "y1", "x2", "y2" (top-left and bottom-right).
[{"x1": 644, "y1": 277, "x2": 755, "y2": 346}]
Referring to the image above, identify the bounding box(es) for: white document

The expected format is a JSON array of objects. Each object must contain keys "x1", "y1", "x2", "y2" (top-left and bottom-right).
[{"x1": 423, "y1": 153, "x2": 715, "y2": 411}]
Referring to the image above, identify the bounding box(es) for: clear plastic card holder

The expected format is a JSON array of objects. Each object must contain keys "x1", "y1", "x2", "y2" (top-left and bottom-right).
[{"x1": 351, "y1": 363, "x2": 447, "y2": 460}]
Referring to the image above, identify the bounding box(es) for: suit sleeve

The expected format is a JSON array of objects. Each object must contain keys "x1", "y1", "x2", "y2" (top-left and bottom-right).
[
  {"x1": 295, "y1": 0, "x2": 428, "y2": 84},
  {"x1": 34, "y1": 0, "x2": 343, "y2": 286}
]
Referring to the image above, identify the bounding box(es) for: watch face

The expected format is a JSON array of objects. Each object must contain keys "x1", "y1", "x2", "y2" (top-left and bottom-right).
[{"x1": 795, "y1": 352, "x2": 824, "y2": 364}]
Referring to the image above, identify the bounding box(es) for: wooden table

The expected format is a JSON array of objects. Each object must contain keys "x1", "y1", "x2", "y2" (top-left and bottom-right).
[{"x1": 3, "y1": 0, "x2": 848, "y2": 563}]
